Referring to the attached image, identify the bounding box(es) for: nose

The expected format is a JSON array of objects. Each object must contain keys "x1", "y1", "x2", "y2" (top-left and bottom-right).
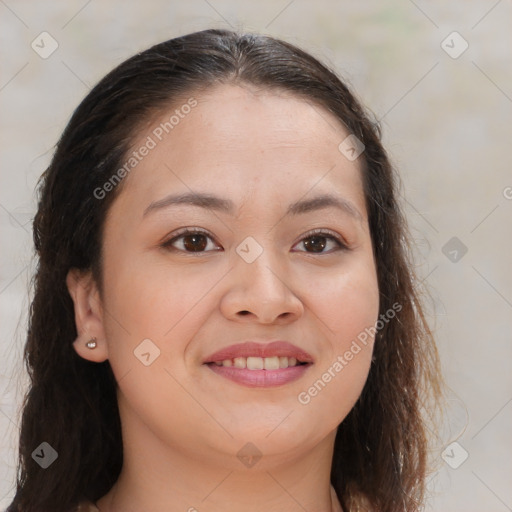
[{"x1": 220, "y1": 253, "x2": 304, "y2": 325}]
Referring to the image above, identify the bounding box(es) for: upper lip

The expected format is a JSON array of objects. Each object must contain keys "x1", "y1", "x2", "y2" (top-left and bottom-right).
[{"x1": 203, "y1": 341, "x2": 314, "y2": 364}]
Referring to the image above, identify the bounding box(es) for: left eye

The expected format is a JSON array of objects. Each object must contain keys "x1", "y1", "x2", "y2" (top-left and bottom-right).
[{"x1": 291, "y1": 232, "x2": 345, "y2": 254}]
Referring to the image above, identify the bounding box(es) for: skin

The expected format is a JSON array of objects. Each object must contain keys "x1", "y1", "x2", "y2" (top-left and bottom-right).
[{"x1": 67, "y1": 84, "x2": 380, "y2": 512}]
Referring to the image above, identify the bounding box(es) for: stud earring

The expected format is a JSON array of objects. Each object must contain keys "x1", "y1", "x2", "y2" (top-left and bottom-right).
[{"x1": 86, "y1": 337, "x2": 97, "y2": 349}]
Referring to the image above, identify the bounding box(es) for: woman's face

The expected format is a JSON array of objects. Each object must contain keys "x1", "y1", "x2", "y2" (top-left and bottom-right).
[{"x1": 81, "y1": 84, "x2": 379, "y2": 467}]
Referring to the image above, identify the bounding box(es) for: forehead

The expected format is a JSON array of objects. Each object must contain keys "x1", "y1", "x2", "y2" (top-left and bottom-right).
[
  {"x1": 112, "y1": 83, "x2": 364, "y2": 215},
  {"x1": 168, "y1": 84, "x2": 347, "y2": 154}
]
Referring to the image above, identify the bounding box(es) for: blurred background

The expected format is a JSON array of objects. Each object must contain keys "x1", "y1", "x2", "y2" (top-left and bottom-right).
[{"x1": 1, "y1": 1, "x2": 511, "y2": 510}]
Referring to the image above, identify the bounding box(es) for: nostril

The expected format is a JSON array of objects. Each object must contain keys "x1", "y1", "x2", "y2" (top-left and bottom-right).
[{"x1": 239, "y1": 310, "x2": 250, "y2": 316}]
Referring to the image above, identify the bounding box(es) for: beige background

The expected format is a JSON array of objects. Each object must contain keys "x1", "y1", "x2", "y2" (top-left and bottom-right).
[{"x1": 1, "y1": 1, "x2": 511, "y2": 510}]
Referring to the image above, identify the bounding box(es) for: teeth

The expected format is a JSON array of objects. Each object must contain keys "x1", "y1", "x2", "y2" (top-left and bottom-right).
[
  {"x1": 213, "y1": 356, "x2": 301, "y2": 370},
  {"x1": 264, "y1": 356, "x2": 280, "y2": 370},
  {"x1": 233, "y1": 357, "x2": 246, "y2": 369},
  {"x1": 247, "y1": 357, "x2": 264, "y2": 370}
]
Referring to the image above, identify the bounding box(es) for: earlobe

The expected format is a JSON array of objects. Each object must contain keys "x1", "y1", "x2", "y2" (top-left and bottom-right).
[
  {"x1": 66, "y1": 268, "x2": 109, "y2": 363},
  {"x1": 72, "y1": 335, "x2": 108, "y2": 363}
]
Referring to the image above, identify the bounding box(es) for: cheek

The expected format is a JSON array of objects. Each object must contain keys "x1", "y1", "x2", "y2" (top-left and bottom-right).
[
  {"x1": 294, "y1": 256, "x2": 379, "y2": 422},
  {"x1": 100, "y1": 256, "x2": 227, "y2": 379},
  {"x1": 330, "y1": 275, "x2": 379, "y2": 348},
  {"x1": 98, "y1": 262, "x2": 221, "y2": 440},
  {"x1": 306, "y1": 254, "x2": 380, "y2": 348},
  {"x1": 102, "y1": 258, "x2": 217, "y2": 336}
]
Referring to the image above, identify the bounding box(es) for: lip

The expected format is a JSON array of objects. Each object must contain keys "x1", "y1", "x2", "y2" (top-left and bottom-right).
[
  {"x1": 203, "y1": 341, "x2": 314, "y2": 364},
  {"x1": 207, "y1": 363, "x2": 311, "y2": 388},
  {"x1": 203, "y1": 341, "x2": 314, "y2": 388}
]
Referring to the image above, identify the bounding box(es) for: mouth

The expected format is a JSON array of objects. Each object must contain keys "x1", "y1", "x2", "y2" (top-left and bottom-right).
[
  {"x1": 209, "y1": 355, "x2": 307, "y2": 369},
  {"x1": 203, "y1": 341, "x2": 313, "y2": 388}
]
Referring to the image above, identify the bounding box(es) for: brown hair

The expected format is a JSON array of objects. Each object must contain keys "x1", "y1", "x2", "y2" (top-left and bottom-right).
[{"x1": 8, "y1": 29, "x2": 442, "y2": 512}]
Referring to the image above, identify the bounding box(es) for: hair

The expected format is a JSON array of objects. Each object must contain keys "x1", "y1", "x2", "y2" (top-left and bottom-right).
[{"x1": 8, "y1": 29, "x2": 442, "y2": 512}]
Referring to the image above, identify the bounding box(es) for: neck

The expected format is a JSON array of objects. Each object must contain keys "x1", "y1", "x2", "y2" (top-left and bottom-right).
[{"x1": 96, "y1": 402, "x2": 343, "y2": 512}]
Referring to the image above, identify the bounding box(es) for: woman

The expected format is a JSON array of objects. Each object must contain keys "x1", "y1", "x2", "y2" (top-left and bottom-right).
[{"x1": 8, "y1": 29, "x2": 442, "y2": 512}]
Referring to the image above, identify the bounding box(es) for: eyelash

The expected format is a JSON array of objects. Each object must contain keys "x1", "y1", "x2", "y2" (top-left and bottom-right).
[{"x1": 161, "y1": 227, "x2": 348, "y2": 255}]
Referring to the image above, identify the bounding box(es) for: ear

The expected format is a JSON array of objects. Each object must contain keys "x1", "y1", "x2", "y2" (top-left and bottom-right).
[{"x1": 66, "y1": 268, "x2": 109, "y2": 362}]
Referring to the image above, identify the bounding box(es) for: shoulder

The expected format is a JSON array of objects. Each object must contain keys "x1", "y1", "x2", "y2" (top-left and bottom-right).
[{"x1": 75, "y1": 501, "x2": 100, "y2": 512}]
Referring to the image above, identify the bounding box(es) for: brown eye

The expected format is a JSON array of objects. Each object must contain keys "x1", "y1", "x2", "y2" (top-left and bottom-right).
[
  {"x1": 163, "y1": 229, "x2": 220, "y2": 253},
  {"x1": 302, "y1": 235, "x2": 328, "y2": 253},
  {"x1": 182, "y1": 233, "x2": 208, "y2": 252},
  {"x1": 292, "y1": 231, "x2": 346, "y2": 254}
]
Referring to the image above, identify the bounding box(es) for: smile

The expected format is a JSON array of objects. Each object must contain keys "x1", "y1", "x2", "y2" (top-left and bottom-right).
[
  {"x1": 212, "y1": 355, "x2": 303, "y2": 369},
  {"x1": 203, "y1": 341, "x2": 313, "y2": 387}
]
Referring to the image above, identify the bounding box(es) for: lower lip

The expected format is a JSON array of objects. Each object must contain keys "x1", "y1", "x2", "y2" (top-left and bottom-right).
[{"x1": 205, "y1": 363, "x2": 312, "y2": 388}]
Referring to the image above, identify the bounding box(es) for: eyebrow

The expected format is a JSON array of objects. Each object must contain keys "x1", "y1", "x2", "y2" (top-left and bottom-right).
[
  {"x1": 143, "y1": 192, "x2": 363, "y2": 221},
  {"x1": 286, "y1": 193, "x2": 362, "y2": 220},
  {"x1": 143, "y1": 193, "x2": 234, "y2": 217}
]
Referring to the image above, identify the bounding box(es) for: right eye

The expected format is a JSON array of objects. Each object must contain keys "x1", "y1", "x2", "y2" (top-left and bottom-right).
[{"x1": 161, "y1": 228, "x2": 222, "y2": 253}]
